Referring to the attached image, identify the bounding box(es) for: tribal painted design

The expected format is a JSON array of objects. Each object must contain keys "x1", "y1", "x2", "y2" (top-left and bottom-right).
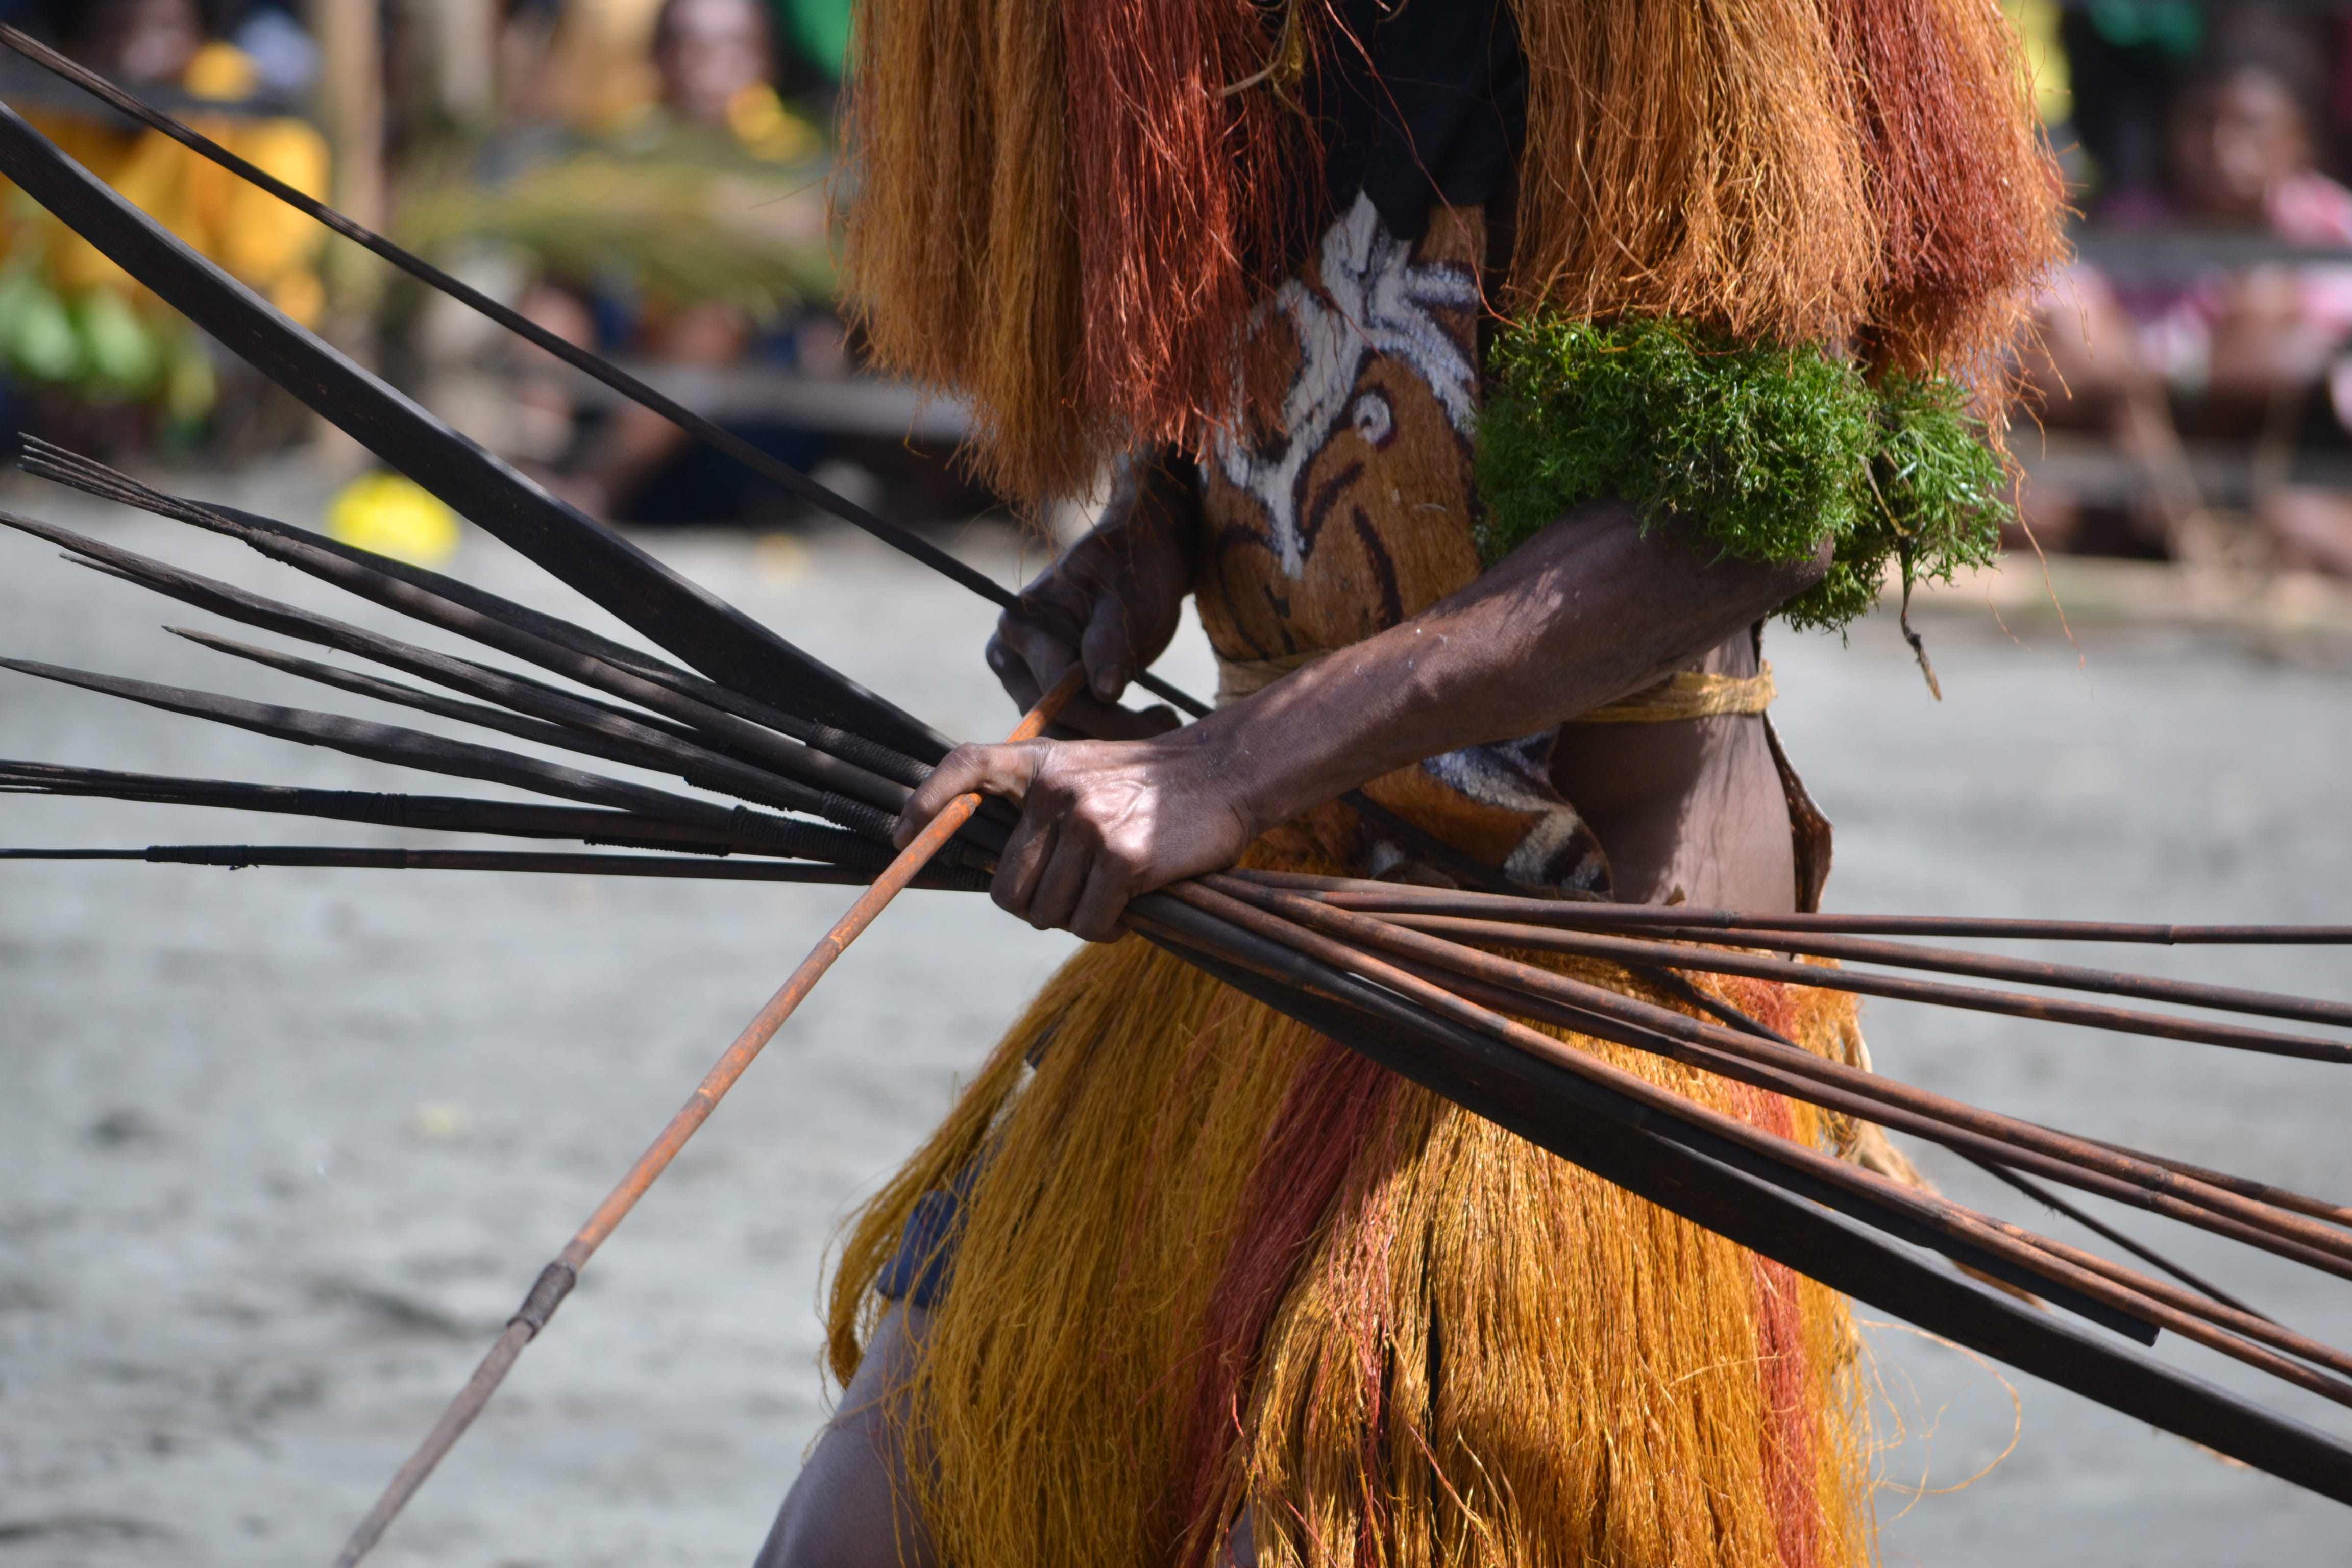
[
  {"x1": 1207, "y1": 190, "x2": 1480, "y2": 580},
  {"x1": 1197, "y1": 194, "x2": 1484, "y2": 657},
  {"x1": 1195, "y1": 197, "x2": 1610, "y2": 896}
]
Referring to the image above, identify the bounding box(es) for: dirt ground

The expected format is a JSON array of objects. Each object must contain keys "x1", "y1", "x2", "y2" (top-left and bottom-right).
[{"x1": 1, "y1": 460, "x2": 2348, "y2": 1566}]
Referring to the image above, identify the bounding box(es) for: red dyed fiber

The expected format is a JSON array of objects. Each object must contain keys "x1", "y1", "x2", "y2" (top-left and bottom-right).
[
  {"x1": 1059, "y1": 0, "x2": 1318, "y2": 458},
  {"x1": 1833, "y1": 0, "x2": 2066, "y2": 376},
  {"x1": 1170, "y1": 1039, "x2": 1399, "y2": 1566}
]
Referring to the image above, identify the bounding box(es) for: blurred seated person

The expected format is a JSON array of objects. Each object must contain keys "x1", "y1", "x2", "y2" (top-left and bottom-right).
[
  {"x1": 2022, "y1": 18, "x2": 2352, "y2": 576},
  {"x1": 0, "y1": 0, "x2": 327, "y2": 447},
  {"x1": 3, "y1": 0, "x2": 328, "y2": 334},
  {"x1": 514, "y1": 0, "x2": 843, "y2": 523}
]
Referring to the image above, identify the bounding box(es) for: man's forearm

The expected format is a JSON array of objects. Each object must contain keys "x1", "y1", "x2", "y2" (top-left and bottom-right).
[
  {"x1": 900, "y1": 498, "x2": 1829, "y2": 941},
  {"x1": 1192, "y1": 500, "x2": 1829, "y2": 833}
]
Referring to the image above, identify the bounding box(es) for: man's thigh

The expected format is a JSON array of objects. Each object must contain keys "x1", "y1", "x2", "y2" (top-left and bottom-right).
[{"x1": 753, "y1": 1305, "x2": 936, "y2": 1568}]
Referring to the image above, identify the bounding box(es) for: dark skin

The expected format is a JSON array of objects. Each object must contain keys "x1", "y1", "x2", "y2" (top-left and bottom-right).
[
  {"x1": 895, "y1": 455, "x2": 1827, "y2": 939},
  {"x1": 768, "y1": 467, "x2": 1827, "y2": 1565}
]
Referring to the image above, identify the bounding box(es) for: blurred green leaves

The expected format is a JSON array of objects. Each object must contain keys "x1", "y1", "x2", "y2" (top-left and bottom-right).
[
  {"x1": 0, "y1": 264, "x2": 217, "y2": 423},
  {"x1": 397, "y1": 137, "x2": 834, "y2": 326}
]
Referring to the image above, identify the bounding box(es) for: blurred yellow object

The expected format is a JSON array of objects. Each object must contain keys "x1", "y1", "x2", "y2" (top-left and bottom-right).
[
  {"x1": 326, "y1": 471, "x2": 462, "y2": 567},
  {"x1": 1, "y1": 47, "x2": 332, "y2": 345},
  {"x1": 754, "y1": 530, "x2": 810, "y2": 583},
  {"x1": 2005, "y1": 0, "x2": 2074, "y2": 128},
  {"x1": 407, "y1": 1101, "x2": 471, "y2": 1143},
  {"x1": 726, "y1": 83, "x2": 821, "y2": 163},
  {"x1": 182, "y1": 40, "x2": 261, "y2": 102}
]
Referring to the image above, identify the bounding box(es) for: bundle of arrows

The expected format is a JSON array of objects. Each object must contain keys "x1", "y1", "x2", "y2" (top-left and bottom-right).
[{"x1": 0, "y1": 24, "x2": 2349, "y2": 1565}]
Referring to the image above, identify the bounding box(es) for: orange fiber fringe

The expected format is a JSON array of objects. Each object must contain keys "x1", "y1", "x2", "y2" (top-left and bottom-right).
[
  {"x1": 839, "y1": 0, "x2": 1304, "y2": 507},
  {"x1": 1502, "y1": 0, "x2": 1878, "y2": 353},
  {"x1": 1060, "y1": 0, "x2": 1316, "y2": 471},
  {"x1": 841, "y1": 0, "x2": 2058, "y2": 505},
  {"x1": 827, "y1": 938, "x2": 1876, "y2": 1567},
  {"x1": 837, "y1": 0, "x2": 1091, "y2": 503}
]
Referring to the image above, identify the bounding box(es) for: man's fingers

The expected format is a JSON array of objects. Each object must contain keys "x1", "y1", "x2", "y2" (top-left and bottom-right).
[
  {"x1": 893, "y1": 743, "x2": 1043, "y2": 848},
  {"x1": 979, "y1": 635, "x2": 1177, "y2": 743},
  {"x1": 989, "y1": 804, "x2": 1059, "y2": 922},
  {"x1": 1066, "y1": 862, "x2": 1137, "y2": 945},
  {"x1": 1022, "y1": 825, "x2": 1101, "y2": 933},
  {"x1": 1080, "y1": 593, "x2": 1137, "y2": 702},
  {"x1": 1049, "y1": 692, "x2": 1181, "y2": 742},
  {"x1": 995, "y1": 612, "x2": 1080, "y2": 708},
  {"x1": 985, "y1": 633, "x2": 1044, "y2": 711}
]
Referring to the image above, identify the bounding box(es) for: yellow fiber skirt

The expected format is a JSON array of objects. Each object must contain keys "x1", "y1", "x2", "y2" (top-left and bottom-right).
[{"x1": 827, "y1": 933, "x2": 1875, "y2": 1568}]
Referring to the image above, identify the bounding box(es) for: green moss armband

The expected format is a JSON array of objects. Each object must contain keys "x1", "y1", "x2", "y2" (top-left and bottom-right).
[{"x1": 1473, "y1": 316, "x2": 2010, "y2": 632}]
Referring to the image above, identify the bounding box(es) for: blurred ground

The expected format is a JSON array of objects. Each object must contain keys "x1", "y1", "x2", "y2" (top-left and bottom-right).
[{"x1": 0, "y1": 459, "x2": 2348, "y2": 1566}]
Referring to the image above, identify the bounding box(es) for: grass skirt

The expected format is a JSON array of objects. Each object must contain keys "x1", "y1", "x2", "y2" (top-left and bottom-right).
[{"x1": 826, "y1": 933, "x2": 1875, "y2": 1567}]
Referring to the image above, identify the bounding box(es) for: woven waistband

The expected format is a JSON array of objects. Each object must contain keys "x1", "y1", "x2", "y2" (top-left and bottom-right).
[
  {"x1": 1213, "y1": 651, "x2": 1775, "y2": 722},
  {"x1": 1573, "y1": 663, "x2": 1777, "y2": 723}
]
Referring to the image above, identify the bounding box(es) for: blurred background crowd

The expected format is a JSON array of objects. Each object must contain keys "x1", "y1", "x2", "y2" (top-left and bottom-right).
[
  {"x1": 0, "y1": 0, "x2": 983, "y2": 560},
  {"x1": 2017, "y1": 1, "x2": 2352, "y2": 580},
  {"x1": 3, "y1": 2, "x2": 2352, "y2": 585}
]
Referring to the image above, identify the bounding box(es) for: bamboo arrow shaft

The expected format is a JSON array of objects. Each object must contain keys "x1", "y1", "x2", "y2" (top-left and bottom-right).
[
  {"x1": 1206, "y1": 876, "x2": 2352, "y2": 1268},
  {"x1": 328, "y1": 670, "x2": 1078, "y2": 1568},
  {"x1": 0, "y1": 847, "x2": 985, "y2": 886},
  {"x1": 0, "y1": 761, "x2": 893, "y2": 863},
  {"x1": 1233, "y1": 871, "x2": 2352, "y2": 945},
  {"x1": 1365, "y1": 910, "x2": 2352, "y2": 1061}
]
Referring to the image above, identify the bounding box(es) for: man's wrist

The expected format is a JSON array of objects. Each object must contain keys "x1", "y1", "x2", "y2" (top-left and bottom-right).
[
  {"x1": 1099, "y1": 447, "x2": 1199, "y2": 574},
  {"x1": 1170, "y1": 702, "x2": 1314, "y2": 845}
]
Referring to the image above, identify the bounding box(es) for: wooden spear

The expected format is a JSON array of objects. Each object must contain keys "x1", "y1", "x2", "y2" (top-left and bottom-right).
[
  {"x1": 0, "y1": 763, "x2": 890, "y2": 862},
  {"x1": 17, "y1": 437, "x2": 931, "y2": 790},
  {"x1": 1205, "y1": 875, "x2": 2352, "y2": 1266},
  {"x1": 0, "y1": 504, "x2": 917, "y2": 818},
  {"x1": 1429, "y1": 914, "x2": 2352, "y2": 1028},
  {"x1": 1353, "y1": 909, "x2": 2352, "y2": 1056},
  {"x1": 325, "y1": 668, "x2": 1080, "y2": 1568}
]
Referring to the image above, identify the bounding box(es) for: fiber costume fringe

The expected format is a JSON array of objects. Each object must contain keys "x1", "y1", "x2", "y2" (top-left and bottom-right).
[
  {"x1": 830, "y1": 935, "x2": 1875, "y2": 1568},
  {"x1": 828, "y1": 0, "x2": 2066, "y2": 1560},
  {"x1": 841, "y1": 0, "x2": 2062, "y2": 509}
]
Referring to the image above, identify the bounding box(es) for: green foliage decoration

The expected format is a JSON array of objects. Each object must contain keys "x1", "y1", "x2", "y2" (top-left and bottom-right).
[{"x1": 1475, "y1": 315, "x2": 2011, "y2": 631}]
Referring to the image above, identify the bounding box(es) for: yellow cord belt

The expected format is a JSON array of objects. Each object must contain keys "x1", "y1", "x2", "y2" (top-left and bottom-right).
[{"x1": 1213, "y1": 653, "x2": 1776, "y2": 721}]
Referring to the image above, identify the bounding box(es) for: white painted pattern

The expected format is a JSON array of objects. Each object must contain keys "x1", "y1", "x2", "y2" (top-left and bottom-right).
[{"x1": 1209, "y1": 193, "x2": 1480, "y2": 579}]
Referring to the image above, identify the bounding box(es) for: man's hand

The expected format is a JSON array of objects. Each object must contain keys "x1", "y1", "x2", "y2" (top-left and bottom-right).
[
  {"x1": 991, "y1": 451, "x2": 1196, "y2": 740},
  {"x1": 895, "y1": 733, "x2": 1255, "y2": 943},
  {"x1": 915, "y1": 497, "x2": 1832, "y2": 939}
]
